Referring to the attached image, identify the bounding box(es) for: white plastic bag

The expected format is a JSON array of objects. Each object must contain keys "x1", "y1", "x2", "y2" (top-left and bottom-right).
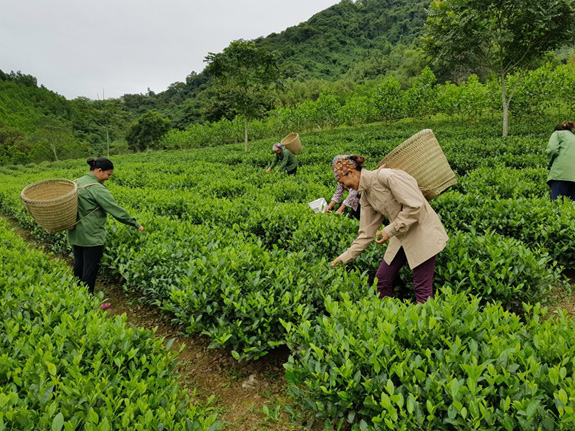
[{"x1": 308, "y1": 197, "x2": 327, "y2": 213}]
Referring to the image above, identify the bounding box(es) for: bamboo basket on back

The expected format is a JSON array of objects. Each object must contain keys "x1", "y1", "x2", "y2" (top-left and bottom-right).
[
  {"x1": 20, "y1": 179, "x2": 78, "y2": 233},
  {"x1": 281, "y1": 133, "x2": 302, "y2": 155},
  {"x1": 377, "y1": 129, "x2": 456, "y2": 200}
]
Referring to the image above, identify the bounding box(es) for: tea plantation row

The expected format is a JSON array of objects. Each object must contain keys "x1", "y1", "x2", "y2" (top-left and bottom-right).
[
  {"x1": 1, "y1": 119, "x2": 574, "y2": 429},
  {"x1": 0, "y1": 218, "x2": 221, "y2": 430}
]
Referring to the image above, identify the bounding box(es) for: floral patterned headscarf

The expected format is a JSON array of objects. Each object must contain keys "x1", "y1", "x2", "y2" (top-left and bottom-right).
[
  {"x1": 332, "y1": 155, "x2": 356, "y2": 180},
  {"x1": 273, "y1": 142, "x2": 283, "y2": 151}
]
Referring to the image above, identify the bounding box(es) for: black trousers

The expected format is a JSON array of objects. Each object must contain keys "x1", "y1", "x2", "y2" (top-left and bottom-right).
[
  {"x1": 287, "y1": 167, "x2": 297, "y2": 176},
  {"x1": 549, "y1": 180, "x2": 575, "y2": 201},
  {"x1": 73, "y1": 245, "x2": 104, "y2": 294},
  {"x1": 348, "y1": 205, "x2": 361, "y2": 220}
]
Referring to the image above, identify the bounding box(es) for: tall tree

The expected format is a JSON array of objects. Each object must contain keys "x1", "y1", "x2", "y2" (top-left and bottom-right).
[
  {"x1": 70, "y1": 97, "x2": 133, "y2": 156},
  {"x1": 126, "y1": 111, "x2": 171, "y2": 152},
  {"x1": 204, "y1": 40, "x2": 281, "y2": 151},
  {"x1": 0, "y1": 123, "x2": 28, "y2": 165},
  {"x1": 423, "y1": 0, "x2": 575, "y2": 136},
  {"x1": 31, "y1": 118, "x2": 76, "y2": 161}
]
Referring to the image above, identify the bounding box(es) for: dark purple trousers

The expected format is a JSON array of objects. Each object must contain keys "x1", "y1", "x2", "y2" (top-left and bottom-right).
[{"x1": 375, "y1": 247, "x2": 437, "y2": 304}]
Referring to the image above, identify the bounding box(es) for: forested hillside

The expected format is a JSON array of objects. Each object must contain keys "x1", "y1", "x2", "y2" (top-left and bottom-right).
[
  {"x1": 257, "y1": 0, "x2": 429, "y2": 81},
  {"x1": 1, "y1": 0, "x2": 432, "y2": 165},
  {"x1": 0, "y1": 71, "x2": 136, "y2": 164},
  {"x1": 2, "y1": 0, "x2": 575, "y2": 165},
  {"x1": 127, "y1": 0, "x2": 430, "y2": 126}
]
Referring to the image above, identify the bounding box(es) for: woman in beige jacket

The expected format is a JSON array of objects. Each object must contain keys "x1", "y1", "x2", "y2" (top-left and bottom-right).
[{"x1": 331, "y1": 155, "x2": 448, "y2": 303}]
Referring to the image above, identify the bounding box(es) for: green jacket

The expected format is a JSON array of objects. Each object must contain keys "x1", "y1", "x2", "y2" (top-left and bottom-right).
[
  {"x1": 67, "y1": 173, "x2": 140, "y2": 247},
  {"x1": 269, "y1": 148, "x2": 298, "y2": 173},
  {"x1": 546, "y1": 130, "x2": 575, "y2": 183}
]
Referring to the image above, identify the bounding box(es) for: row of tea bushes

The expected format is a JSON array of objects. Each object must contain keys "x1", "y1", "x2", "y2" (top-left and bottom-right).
[
  {"x1": 103, "y1": 214, "x2": 370, "y2": 360},
  {"x1": 102, "y1": 210, "x2": 565, "y2": 358},
  {"x1": 96, "y1": 167, "x2": 570, "y2": 282},
  {"x1": 1, "y1": 120, "x2": 573, "y2": 429},
  {"x1": 1, "y1": 117, "x2": 572, "y2": 431},
  {"x1": 0, "y1": 117, "x2": 551, "y2": 182},
  {"x1": 454, "y1": 166, "x2": 548, "y2": 199},
  {"x1": 435, "y1": 231, "x2": 565, "y2": 313},
  {"x1": 284, "y1": 291, "x2": 575, "y2": 430},
  {"x1": 0, "y1": 149, "x2": 569, "y2": 359},
  {"x1": 435, "y1": 193, "x2": 575, "y2": 270},
  {"x1": 0, "y1": 219, "x2": 221, "y2": 430}
]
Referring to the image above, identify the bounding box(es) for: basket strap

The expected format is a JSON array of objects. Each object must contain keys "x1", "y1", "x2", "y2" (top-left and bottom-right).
[
  {"x1": 73, "y1": 206, "x2": 102, "y2": 226},
  {"x1": 72, "y1": 182, "x2": 103, "y2": 227},
  {"x1": 77, "y1": 182, "x2": 102, "y2": 189}
]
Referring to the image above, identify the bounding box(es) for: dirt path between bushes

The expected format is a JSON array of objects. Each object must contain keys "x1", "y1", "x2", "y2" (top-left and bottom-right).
[
  {"x1": 2, "y1": 215, "x2": 296, "y2": 431},
  {"x1": 546, "y1": 270, "x2": 575, "y2": 317},
  {"x1": 99, "y1": 282, "x2": 295, "y2": 431}
]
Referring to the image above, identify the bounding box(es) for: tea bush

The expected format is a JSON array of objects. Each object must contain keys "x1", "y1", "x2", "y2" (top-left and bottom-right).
[
  {"x1": 0, "y1": 118, "x2": 571, "y2": 359},
  {"x1": 284, "y1": 291, "x2": 575, "y2": 430},
  {"x1": 435, "y1": 231, "x2": 565, "y2": 312},
  {"x1": 0, "y1": 219, "x2": 221, "y2": 430}
]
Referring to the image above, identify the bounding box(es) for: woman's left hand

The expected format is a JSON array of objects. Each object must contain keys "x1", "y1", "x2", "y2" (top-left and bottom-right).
[
  {"x1": 331, "y1": 257, "x2": 343, "y2": 268},
  {"x1": 375, "y1": 229, "x2": 389, "y2": 244}
]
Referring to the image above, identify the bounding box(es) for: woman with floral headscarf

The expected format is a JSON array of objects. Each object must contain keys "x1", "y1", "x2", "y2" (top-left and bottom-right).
[
  {"x1": 324, "y1": 155, "x2": 361, "y2": 219},
  {"x1": 330, "y1": 155, "x2": 448, "y2": 304},
  {"x1": 266, "y1": 142, "x2": 298, "y2": 175}
]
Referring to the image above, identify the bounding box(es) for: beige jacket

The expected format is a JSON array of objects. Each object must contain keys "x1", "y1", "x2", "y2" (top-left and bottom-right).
[{"x1": 338, "y1": 168, "x2": 448, "y2": 269}]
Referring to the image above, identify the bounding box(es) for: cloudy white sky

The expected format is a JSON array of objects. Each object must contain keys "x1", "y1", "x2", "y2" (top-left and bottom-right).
[{"x1": 0, "y1": 0, "x2": 340, "y2": 100}]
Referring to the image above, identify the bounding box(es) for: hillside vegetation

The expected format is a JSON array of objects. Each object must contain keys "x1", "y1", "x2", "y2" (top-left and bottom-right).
[
  {"x1": 0, "y1": 0, "x2": 441, "y2": 165},
  {"x1": 2, "y1": 0, "x2": 575, "y2": 165},
  {"x1": 255, "y1": 0, "x2": 430, "y2": 81}
]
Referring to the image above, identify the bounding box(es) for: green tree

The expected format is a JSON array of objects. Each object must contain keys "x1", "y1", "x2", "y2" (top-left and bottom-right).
[
  {"x1": 311, "y1": 92, "x2": 341, "y2": 130},
  {"x1": 126, "y1": 111, "x2": 171, "y2": 152},
  {"x1": 204, "y1": 40, "x2": 281, "y2": 151},
  {"x1": 0, "y1": 123, "x2": 29, "y2": 165},
  {"x1": 30, "y1": 118, "x2": 77, "y2": 161},
  {"x1": 403, "y1": 67, "x2": 437, "y2": 119},
  {"x1": 94, "y1": 99, "x2": 132, "y2": 156},
  {"x1": 375, "y1": 75, "x2": 405, "y2": 123},
  {"x1": 424, "y1": 0, "x2": 575, "y2": 136},
  {"x1": 70, "y1": 97, "x2": 133, "y2": 156}
]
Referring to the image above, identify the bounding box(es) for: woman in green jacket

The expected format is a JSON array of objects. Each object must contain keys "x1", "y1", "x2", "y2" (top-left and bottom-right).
[
  {"x1": 266, "y1": 143, "x2": 298, "y2": 175},
  {"x1": 546, "y1": 122, "x2": 575, "y2": 200},
  {"x1": 68, "y1": 157, "x2": 145, "y2": 306}
]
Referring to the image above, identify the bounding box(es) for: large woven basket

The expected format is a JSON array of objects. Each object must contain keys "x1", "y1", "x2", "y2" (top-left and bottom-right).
[
  {"x1": 20, "y1": 179, "x2": 78, "y2": 234},
  {"x1": 377, "y1": 129, "x2": 456, "y2": 200},
  {"x1": 281, "y1": 132, "x2": 302, "y2": 155}
]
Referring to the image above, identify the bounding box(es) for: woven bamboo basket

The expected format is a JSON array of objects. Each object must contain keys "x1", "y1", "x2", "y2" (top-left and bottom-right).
[
  {"x1": 281, "y1": 132, "x2": 302, "y2": 155},
  {"x1": 377, "y1": 129, "x2": 456, "y2": 200},
  {"x1": 20, "y1": 179, "x2": 78, "y2": 234}
]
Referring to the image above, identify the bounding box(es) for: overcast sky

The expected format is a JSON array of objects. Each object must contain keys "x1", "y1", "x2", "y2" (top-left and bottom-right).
[{"x1": 0, "y1": 0, "x2": 340, "y2": 100}]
